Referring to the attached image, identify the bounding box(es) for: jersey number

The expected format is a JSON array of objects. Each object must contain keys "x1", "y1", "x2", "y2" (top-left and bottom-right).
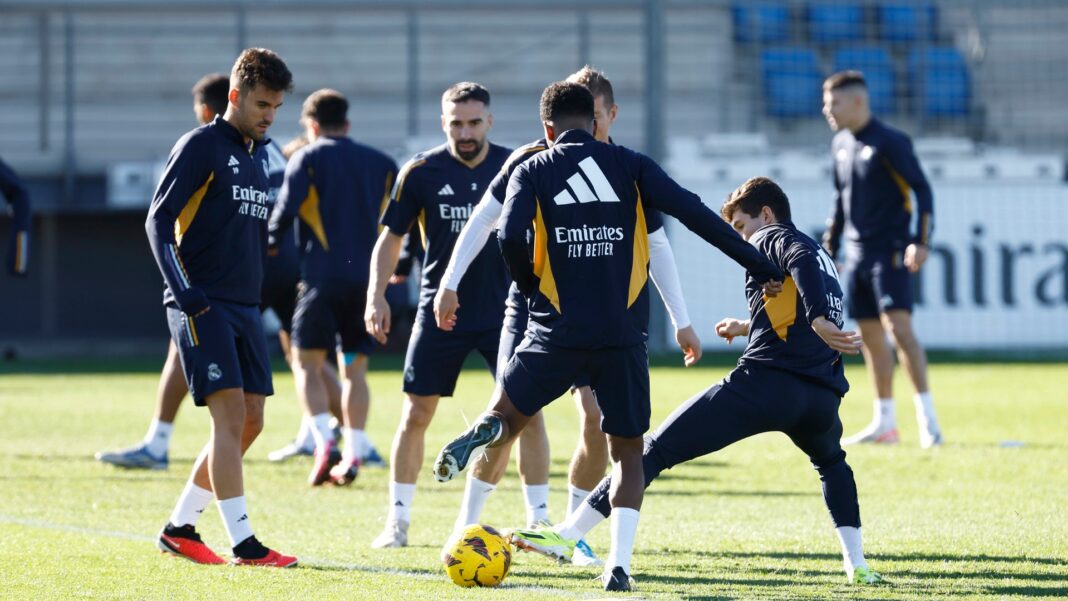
[
  {"x1": 816, "y1": 248, "x2": 842, "y2": 284},
  {"x1": 552, "y1": 158, "x2": 621, "y2": 206}
]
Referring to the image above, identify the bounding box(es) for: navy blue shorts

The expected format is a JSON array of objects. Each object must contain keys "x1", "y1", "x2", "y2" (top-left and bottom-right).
[
  {"x1": 843, "y1": 251, "x2": 913, "y2": 320},
  {"x1": 292, "y1": 280, "x2": 375, "y2": 355},
  {"x1": 497, "y1": 287, "x2": 589, "y2": 390},
  {"x1": 259, "y1": 265, "x2": 299, "y2": 334},
  {"x1": 502, "y1": 338, "x2": 650, "y2": 438},
  {"x1": 403, "y1": 316, "x2": 498, "y2": 397},
  {"x1": 166, "y1": 300, "x2": 274, "y2": 406},
  {"x1": 646, "y1": 363, "x2": 844, "y2": 470}
]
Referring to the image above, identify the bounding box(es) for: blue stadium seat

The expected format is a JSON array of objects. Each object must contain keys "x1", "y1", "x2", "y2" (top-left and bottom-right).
[
  {"x1": 732, "y1": 2, "x2": 791, "y2": 44},
  {"x1": 878, "y1": 2, "x2": 937, "y2": 42},
  {"x1": 833, "y1": 46, "x2": 896, "y2": 113},
  {"x1": 761, "y1": 47, "x2": 824, "y2": 117},
  {"x1": 908, "y1": 47, "x2": 970, "y2": 116},
  {"x1": 806, "y1": 2, "x2": 864, "y2": 43}
]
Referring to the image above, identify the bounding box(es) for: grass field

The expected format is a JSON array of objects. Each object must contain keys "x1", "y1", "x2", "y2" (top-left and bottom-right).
[{"x1": 1, "y1": 355, "x2": 1066, "y2": 600}]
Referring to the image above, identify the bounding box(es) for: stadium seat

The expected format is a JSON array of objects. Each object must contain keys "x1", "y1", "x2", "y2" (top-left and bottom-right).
[
  {"x1": 878, "y1": 2, "x2": 937, "y2": 42},
  {"x1": 833, "y1": 46, "x2": 896, "y2": 113},
  {"x1": 806, "y1": 2, "x2": 864, "y2": 43},
  {"x1": 761, "y1": 47, "x2": 824, "y2": 117},
  {"x1": 908, "y1": 47, "x2": 970, "y2": 116},
  {"x1": 731, "y1": 2, "x2": 791, "y2": 44}
]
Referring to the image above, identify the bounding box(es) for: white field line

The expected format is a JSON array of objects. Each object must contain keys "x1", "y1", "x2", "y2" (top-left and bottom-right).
[{"x1": 0, "y1": 514, "x2": 616, "y2": 599}]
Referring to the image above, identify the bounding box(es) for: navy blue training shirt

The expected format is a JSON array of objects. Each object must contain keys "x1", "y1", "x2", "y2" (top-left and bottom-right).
[
  {"x1": 499, "y1": 128, "x2": 782, "y2": 350},
  {"x1": 823, "y1": 117, "x2": 934, "y2": 259},
  {"x1": 0, "y1": 157, "x2": 31, "y2": 276},
  {"x1": 268, "y1": 135, "x2": 397, "y2": 284},
  {"x1": 381, "y1": 142, "x2": 512, "y2": 332},
  {"x1": 146, "y1": 116, "x2": 273, "y2": 315},
  {"x1": 741, "y1": 221, "x2": 849, "y2": 396}
]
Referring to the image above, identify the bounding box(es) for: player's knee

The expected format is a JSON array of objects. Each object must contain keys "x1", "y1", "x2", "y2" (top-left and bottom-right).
[
  {"x1": 243, "y1": 405, "x2": 265, "y2": 439},
  {"x1": 402, "y1": 398, "x2": 436, "y2": 431}
]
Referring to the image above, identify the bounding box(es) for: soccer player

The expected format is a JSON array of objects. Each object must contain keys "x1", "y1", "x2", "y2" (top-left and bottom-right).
[
  {"x1": 431, "y1": 82, "x2": 783, "y2": 591},
  {"x1": 95, "y1": 73, "x2": 316, "y2": 470},
  {"x1": 268, "y1": 88, "x2": 396, "y2": 486},
  {"x1": 146, "y1": 49, "x2": 296, "y2": 566},
  {"x1": 434, "y1": 66, "x2": 698, "y2": 566},
  {"x1": 511, "y1": 177, "x2": 884, "y2": 588},
  {"x1": 821, "y1": 71, "x2": 943, "y2": 448},
  {"x1": 364, "y1": 82, "x2": 513, "y2": 548},
  {"x1": 0, "y1": 156, "x2": 31, "y2": 277}
]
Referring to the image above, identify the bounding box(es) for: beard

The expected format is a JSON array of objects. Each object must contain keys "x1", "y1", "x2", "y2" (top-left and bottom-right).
[{"x1": 454, "y1": 137, "x2": 484, "y2": 161}]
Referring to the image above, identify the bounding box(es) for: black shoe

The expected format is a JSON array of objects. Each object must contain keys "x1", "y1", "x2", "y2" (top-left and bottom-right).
[
  {"x1": 601, "y1": 566, "x2": 634, "y2": 592},
  {"x1": 432, "y1": 414, "x2": 501, "y2": 482}
]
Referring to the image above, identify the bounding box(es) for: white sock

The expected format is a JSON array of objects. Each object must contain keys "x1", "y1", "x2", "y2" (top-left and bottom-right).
[
  {"x1": 388, "y1": 482, "x2": 416, "y2": 523},
  {"x1": 605, "y1": 507, "x2": 640, "y2": 574},
  {"x1": 875, "y1": 398, "x2": 896, "y2": 428},
  {"x1": 567, "y1": 485, "x2": 592, "y2": 518},
  {"x1": 342, "y1": 427, "x2": 360, "y2": 461},
  {"x1": 556, "y1": 499, "x2": 607, "y2": 542},
  {"x1": 353, "y1": 428, "x2": 373, "y2": 457},
  {"x1": 454, "y1": 476, "x2": 496, "y2": 532},
  {"x1": 523, "y1": 483, "x2": 550, "y2": 525},
  {"x1": 217, "y1": 496, "x2": 254, "y2": 547},
  {"x1": 311, "y1": 412, "x2": 334, "y2": 449},
  {"x1": 913, "y1": 392, "x2": 939, "y2": 427},
  {"x1": 295, "y1": 416, "x2": 314, "y2": 450},
  {"x1": 142, "y1": 419, "x2": 173, "y2": 457},
  {"x1": 168, "y1": 481, "x2": 213, "y2": 527},
  {"x1": 835, "y1": 526, "x2": 868, "y2": 575}
]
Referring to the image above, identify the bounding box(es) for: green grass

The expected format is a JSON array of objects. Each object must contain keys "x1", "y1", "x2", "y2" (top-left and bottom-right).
[{"x1": 1, "y1": 358, "x2": 1066, "y2": 600}]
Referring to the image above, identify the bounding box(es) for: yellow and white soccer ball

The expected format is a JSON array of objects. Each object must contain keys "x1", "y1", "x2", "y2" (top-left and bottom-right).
[{"x1": 442, "y1": 524, "x2": 512, "y2": 587}]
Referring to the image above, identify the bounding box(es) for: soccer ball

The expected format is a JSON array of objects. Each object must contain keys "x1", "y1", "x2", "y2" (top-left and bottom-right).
[{"x1": 442, "y1": 524, "x2": 512, "y2": 587}]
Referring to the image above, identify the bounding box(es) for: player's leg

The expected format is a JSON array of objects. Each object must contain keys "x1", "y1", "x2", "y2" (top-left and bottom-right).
[
  {"x1": 787, "y1": 383, "x2": 882, "y2": 584},
  {"x1": 293, "y1": 347, "x2": 336, "y2": 485},
  {"x1": 565, "y1": 385, "x2": 607, "y2": 565},
  {"x1": 329, "y1": 351, "x2": 373, "y2": 484},
  {"x1": 289, "y1": 282, "x2": 343, "y2": 484},
  {"x1": 336, "y1": 281, "x2": 384, "y2": 469},
  {"x1": 883, "y1": 308, "x2": 942, "y2": 448},
  {"x1": 96, "y1": 341, "x2": 186, "y2": 469},
  {"x1": 374, "y1": 322, "x2": 473, "y2": 548},
  {"x1": 843, "y1": 262, "x2": 899, "y2": 445},
  {"x1": 433, "y1": 338, "x2": 578, "y2": 484},
  {"x1": 372, "y1": 392, "x2": 440, "y2": 548}
]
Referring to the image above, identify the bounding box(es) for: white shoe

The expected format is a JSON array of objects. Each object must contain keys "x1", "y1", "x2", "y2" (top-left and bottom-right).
[
  {"x1": 571, "y1": 539, "x2": 603, "y2": 567},
  {"x1": 842, "y1": 422, "x2": 899, "y2": 446},
  {"x1": 371, "y1": 519, "x2": 409, "y2": 548},
  {"x1": 918, "y1": 422, "x2": 944, "y2": 449},
  {"x1": 267, "y1": 440, "x2": 314, "y2": 462}
]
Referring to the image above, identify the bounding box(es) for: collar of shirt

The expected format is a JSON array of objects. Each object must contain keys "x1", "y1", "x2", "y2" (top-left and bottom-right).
[
  {"x1": 853, "y1": 117, "x2": 880, "y2": 141},
  {"x1": 211, "y1": 115, "x2": 272, "y2": 155},
  {"x1": 555, "y1": 128, "x2": 596, "y2": 145}
]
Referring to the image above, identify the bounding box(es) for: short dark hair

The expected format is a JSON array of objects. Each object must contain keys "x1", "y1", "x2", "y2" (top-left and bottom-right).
[
  {"x1": 566, "y1": 65, "x2": 615, "y2": 107},
  {"x1": 824, "y1": 70, "x2": 867, "y2": 92},
  {"x1": 302, "y1": 88, "x2": 348, "y2": 129},
  {"x1": 230, "y1": 48, "x2": 294, "y2": 94},
  {"x1": 191, "y1": 73, "x2": 229, "y2": 117},
  {"x1": 442, "y1": 82, "x2": 491, "y2": 107},
  {"x1": 539, "y1": 81, "x2": 594, "y2": 124},
  {"x1": 721, "y1": 176, "x2": 792, "y2": 222}
]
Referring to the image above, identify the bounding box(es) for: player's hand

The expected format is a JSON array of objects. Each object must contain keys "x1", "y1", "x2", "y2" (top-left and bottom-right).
[
  {"x1": 434, "y1": 288, "x2": 459, "y2": 332},
  {"x1": 388, "y1": 274, "x2": 408, "y2": 285},
  {"x1": 675, "y1": 325, "x2": 702, "y2": 367},
  {"x1": 364, "y1": 295, "x2": 391, "y2": 344},
  {"x1": 762, "y1": 279, "x2": 784, "y2": 298},
  {"x1": 811, "y1": 316, "x2": 862, "y2": 354},
  {"x1": 905, "y1": 243, "x2": 929, "y2": 273},
  {"x1": 715, "y1": 318, "x2": 749, "y2": 344},
  {"x1": 266, "y1": 246, "x2": 279, "y2": 257}
]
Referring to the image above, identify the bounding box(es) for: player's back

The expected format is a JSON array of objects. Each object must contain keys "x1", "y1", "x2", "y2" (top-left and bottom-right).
[
  {"x1": 742, "y1": 222, "x2": 849, "y2": 395},
  {"x1": 505, "y1": 129, "x2": 652, "y2": 350},
  {"x1": 292, "y1": 136, "x2": 396, "y2": 284}
]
